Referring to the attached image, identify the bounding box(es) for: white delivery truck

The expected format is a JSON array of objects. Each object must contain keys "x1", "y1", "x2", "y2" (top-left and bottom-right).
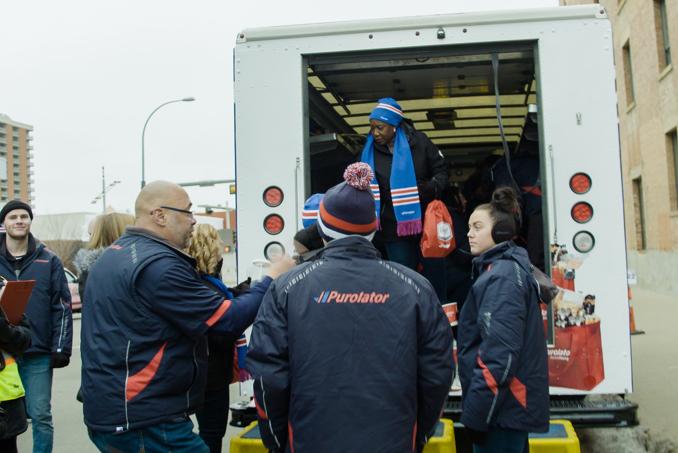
[{"x1": 233, "y1": 5, "x2": 637, "y2": 426}]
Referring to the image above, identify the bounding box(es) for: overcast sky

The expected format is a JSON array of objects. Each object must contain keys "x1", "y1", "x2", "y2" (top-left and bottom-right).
[{"x1": 0, "y1": 0, "x2": 557, "y2": 215}]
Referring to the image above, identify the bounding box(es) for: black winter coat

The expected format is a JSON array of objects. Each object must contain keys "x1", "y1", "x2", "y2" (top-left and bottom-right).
[
  {"x1": 458, "y1": 242, "x2": 549, "y2": 434},
  {"x1": 0, "y1": 314, "x2": 31, "y2": 439},
  {"x1": 0, "y1": 234, "x2": 72, "y2": 357},
  {"x1": 373, "y1": 121, "x2": 448, "y2": 242},
  {"x1": 248, "y1": 237, "x2": 454, "y2": 453}
]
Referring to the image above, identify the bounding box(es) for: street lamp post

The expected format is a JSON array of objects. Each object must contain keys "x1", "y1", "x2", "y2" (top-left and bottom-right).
[
  {"x1": 91, "y1": 166, "x2": 120, "y2": 213},
  {"x1": 141, "y1": 97, "x2": 195, "y2": 188}
]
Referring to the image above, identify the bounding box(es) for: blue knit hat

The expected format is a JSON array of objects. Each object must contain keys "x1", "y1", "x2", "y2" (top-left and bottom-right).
[
  {"x1": 301, "y1": 193, "x2": 323, "y2": 228},
  {"x1": 368, "y1": 98, "x2": 404, "y2": 127},
  {"x1": 317, "y1": 163, "x2": 377, "y2": 241}
]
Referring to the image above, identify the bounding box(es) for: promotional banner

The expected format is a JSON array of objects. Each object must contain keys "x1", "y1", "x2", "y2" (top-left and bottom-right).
[{"x1": 547, "y1": 244, "x2": 605, "y2": 391}]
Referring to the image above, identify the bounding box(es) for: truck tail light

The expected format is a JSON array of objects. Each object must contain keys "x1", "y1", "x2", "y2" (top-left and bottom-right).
[
  {"x1": 569, "y1": 173, "x2": 592, "y2": 194},
  {"x1": 263, "y1": 186, "x2": 284, "y2": 207},
  {"x1": 264, "y1": 242, "x2": 285, "y2": 260},
  {"x1": 264, "y1": 214, "x2": 284, "y2": 235},
  {"x1": 573, "y1": 231, "x2": 595, "y2": 253},
  {"x1": 571, "y1": 202, "x2": 593, "y2": 223}
]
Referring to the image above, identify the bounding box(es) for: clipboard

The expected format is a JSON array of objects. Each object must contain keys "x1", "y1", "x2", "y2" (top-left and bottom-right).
[{"x1": 0, "y1": 280, "x2": 36, "y2": 325}]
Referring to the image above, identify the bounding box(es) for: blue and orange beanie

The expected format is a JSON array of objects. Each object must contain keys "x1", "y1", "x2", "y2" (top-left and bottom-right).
[
  {"x1": 302, "y1": 193, "x2": 323, "y2": 228},
  {"x1": 368, "y1": 97, "x2": 404, "y2": 127},
  {"x1": 317, "y1": 163, "x2": 377, "y2": 241}
]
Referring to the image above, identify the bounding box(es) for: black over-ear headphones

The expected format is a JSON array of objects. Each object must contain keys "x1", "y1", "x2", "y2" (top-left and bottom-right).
[{"x1": 491, "y1": 217, "x2": 516, "y2": 244}]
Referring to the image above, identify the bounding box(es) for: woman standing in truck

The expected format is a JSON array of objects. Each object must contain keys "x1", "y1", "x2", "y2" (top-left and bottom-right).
[
  {"x1": 360, "y1": 97, "x2": 449, "y2": 303},
  {"x1": 457, "y1": 187, "x2": 549, "y2": 452}
]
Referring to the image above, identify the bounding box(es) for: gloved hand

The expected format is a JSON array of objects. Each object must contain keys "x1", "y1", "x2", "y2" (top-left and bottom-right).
[
  {"x1": 466, "y1": 427, "x2": 488, "y2": 446},
  {"x1": 230, "y1": 277, "x2": 252, "y2": 297},
  {"x1": 50, "y1": 352, "x2": 70, "y2": 368},
  {"x1": 417, "y1": 179, "x2": 438, "y2": 204}
]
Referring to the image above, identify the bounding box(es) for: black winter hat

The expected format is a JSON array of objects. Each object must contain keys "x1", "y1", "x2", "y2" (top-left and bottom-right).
[{"x1": 0, "y1": 200, "x2": 34, "y2": 224}]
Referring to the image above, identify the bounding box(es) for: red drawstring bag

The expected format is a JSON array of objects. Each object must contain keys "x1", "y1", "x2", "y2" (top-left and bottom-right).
[{"x1": 420, "y1": 200, "x2": 456, "y2": 258}]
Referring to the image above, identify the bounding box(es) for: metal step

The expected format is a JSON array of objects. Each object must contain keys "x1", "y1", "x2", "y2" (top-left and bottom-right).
[{"x1": 444, "y1": 395, "x2": 639, "y2": 428}]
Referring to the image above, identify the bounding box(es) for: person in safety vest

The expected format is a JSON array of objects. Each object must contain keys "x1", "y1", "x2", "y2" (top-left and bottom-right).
[
  {"x1": 248, "y1": 163, "x2": 454, "y2": 453},
  {"x1": 0, "y1": 290, "x2": 32, "y2": 453}
]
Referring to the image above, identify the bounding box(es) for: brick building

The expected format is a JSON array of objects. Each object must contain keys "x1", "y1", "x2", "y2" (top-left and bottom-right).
[
  {"x1": 0, "y1": 113, "x2": 34, "y2": 206},
  {"x1": 560, "y1": 1, "x2": 677, "y2": 293}
]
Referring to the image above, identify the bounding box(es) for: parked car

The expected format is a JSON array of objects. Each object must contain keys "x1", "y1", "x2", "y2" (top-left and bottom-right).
[{"x1": 65, "y1": 268, "x2": 81, "y2": 312}]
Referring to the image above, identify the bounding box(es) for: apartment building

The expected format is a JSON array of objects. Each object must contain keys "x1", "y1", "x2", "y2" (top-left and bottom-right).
[
  {"x1": 561, "y1": 1, "x2": 677, "y2": 293},
  {"x1": 0, "y1": 113, "x2": 34, "y2": 206}
]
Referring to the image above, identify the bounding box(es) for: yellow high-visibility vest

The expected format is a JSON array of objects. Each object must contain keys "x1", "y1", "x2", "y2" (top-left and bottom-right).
[{"x1": 0, "y1": 350, "x2": 25, "y2": 402}]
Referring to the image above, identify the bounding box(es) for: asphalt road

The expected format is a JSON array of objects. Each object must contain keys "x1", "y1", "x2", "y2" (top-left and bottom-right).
[
  {"x1": 18, "y1": 313, "x2": 90, "y2": 452},
  {"x1": 17, "y1": 287, "x2": 678, "y2": 452}
]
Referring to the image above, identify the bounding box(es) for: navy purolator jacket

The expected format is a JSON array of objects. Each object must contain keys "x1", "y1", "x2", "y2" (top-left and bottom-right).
[
  {"x1": 81, "y1": 227, "x2": 271, "y2": 433},
  {"x1": 458, "y1": 241, "x2": 549, "y2": 433},
  {"x1": 0, "y1": 233, "x2": 72, "y2": 356},
  {"x1": 247, "y1": 236, "x2": 454, "y2": 453}
]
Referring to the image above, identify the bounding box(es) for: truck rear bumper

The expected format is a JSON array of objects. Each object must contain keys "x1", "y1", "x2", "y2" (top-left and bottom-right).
[{"x1": 444, "y1": 395, "x2": 639, "y2": 428}]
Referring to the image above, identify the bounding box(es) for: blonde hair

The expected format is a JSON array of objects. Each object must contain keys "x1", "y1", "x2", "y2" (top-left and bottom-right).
[
  {"x1": 87, "y1": 212, "x2": 135, "y2": 249},
  {"x1": 186, "y1": 224, "x2": 222, "y2": 275}
]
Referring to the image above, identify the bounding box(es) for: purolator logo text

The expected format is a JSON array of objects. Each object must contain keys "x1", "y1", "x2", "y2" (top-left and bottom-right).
[{"x1": 315, "y1": 290, "x2": 390, "y2": 304}]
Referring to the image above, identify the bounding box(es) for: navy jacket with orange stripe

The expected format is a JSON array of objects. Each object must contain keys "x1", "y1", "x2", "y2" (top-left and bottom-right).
[
  {"x1": 247, "y1": 237, "x2": 454, "y2": 453},
  {"x1": 80, "y1": 228, "x2": 271, "y2": 433},
  {"x1": 0, "y1": 233, "x2": 72, "y2": 357},
  {"x1": 458, "y1": 241, "x2": 549, "y2": 433}
]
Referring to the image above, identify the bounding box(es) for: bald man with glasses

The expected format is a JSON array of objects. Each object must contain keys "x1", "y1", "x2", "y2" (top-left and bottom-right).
[{"x1": 81, "y1": 181, "x2": 294, "y2": 453}]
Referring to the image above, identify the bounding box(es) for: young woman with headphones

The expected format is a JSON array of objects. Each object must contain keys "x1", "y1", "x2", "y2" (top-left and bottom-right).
[{"x1": 457, "y1": 186, "x2": 549, "y2": 453}]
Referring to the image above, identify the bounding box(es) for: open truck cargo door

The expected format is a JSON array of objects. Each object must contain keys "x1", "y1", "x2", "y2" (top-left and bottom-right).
[{"x1": 233, "y1": 5, "x2": 636, "y2": 426}]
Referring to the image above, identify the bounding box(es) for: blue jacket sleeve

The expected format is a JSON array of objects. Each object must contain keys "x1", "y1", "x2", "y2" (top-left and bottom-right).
[
  {"x1": 208, "y1": 276, "x2": 272, "y2": 335},
  {"x1": 247, "y1": 280, "x2": 289, "y2": 452},
  {"x1": 416, "y1": 287, "x2": 454, "y2": 451},
  {"x1": 50, "y1": 256, "x2": 72, "y2": 356},
  {"x1": 137, "y1": 258, "x2": 272, "y2": 340},
  {"x1": 460, "y1": 273, "x2": 527, "y2": 431}
]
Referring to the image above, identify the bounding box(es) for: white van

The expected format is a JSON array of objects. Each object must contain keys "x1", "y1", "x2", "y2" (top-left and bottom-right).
[{"x1": 233, "y1": 5, "x2": 636, "y2": 425}]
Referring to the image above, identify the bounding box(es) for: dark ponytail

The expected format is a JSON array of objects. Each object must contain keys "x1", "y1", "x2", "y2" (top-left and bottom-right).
[
  {"x1": 491, "y1": 187, "x2": 521, "y2": 225},
  {"x1": 476, "y1": 186, "x2": 521, "y2": 242}
]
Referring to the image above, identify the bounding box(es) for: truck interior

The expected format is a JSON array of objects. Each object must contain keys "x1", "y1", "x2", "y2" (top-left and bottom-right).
[
  {"x1": 304, "y1": 41, "x2": 546, "y2": 269},
  {"x1": 298, "y1": 41, "x2": 639, "y2": 427}
]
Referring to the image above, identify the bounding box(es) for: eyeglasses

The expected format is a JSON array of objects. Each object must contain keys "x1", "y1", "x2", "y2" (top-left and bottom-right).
[{"x1": 159, "y1": 205, "x2": 194, "y2": 217}]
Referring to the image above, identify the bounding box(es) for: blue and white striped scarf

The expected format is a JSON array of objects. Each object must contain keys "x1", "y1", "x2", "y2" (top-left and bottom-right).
[{"x1": 361, "y1": 127, "x2": 422, "y2": 236}]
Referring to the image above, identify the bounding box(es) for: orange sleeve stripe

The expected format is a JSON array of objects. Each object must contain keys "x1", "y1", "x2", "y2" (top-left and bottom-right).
[
  {"x1": 205, "y1": 300, "x2": 232, "y2": 327},
  {"x1": 477, "y1": 356, "x2": 498, "y2": 396},
  {"x1": 126, "y1": 342, "x2": 167, "y2": 401},
  {"x1": 288, "y1": 421, "x2": 295, "y2": 453},
  {"x1": 254, "y1": 397, "x2": 268, "y2": 420},
  {"x1": 509, "y1": 377, "x2": 528, "y2": 408},
  {"x1": 411, "y1": 421, "x2": 418, "y2": 452}
]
